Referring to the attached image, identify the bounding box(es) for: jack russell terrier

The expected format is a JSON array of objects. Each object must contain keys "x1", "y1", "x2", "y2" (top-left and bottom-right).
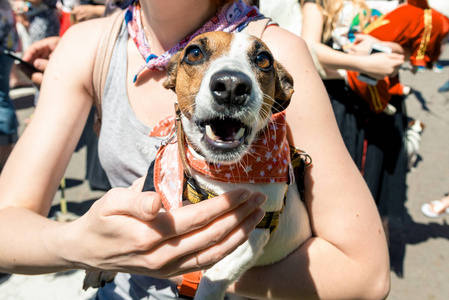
[{"x1": 84, "y1": 31, "x2": 312, "y2": 299}]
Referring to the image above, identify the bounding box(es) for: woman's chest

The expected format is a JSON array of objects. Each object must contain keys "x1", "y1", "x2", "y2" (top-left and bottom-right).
[
  {"x1": 126, "y1": 40, "x2": 178, "y2": 127},
  {"x1": 127, "y1": 75, "x2": 177, "y2": 128}
]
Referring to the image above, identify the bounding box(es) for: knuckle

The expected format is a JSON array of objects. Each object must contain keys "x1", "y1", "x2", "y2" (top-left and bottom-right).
[
  {"x1": 206, "y1": 223, "x2": 227, "y2": 245},
  {"x1": 209, "y1": 248, "x2": 227, "y2": 264},
  {"x1": 190, "y1": 211, "x2": 211, "y2": 228},
  {"x1": 132, "y1": 238, "x2": 152, "y2": 253},
  {"x1": 144, "y1": 255, "x2": 166, "y2": 270},
  {"x1": 131, "y1": 230, "x2": 157, "y2": 252}
]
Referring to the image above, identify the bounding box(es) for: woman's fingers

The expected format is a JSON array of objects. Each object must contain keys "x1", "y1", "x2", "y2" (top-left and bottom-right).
[
  {"x1": 129, "y1": 176, "x2": 146, "y2": 192},
  {"x1": 363, "y1": 52, "x2": 404, "y2": 79},
  {"x1": 149, "y1": 189, "x2": 263, "y2": 239},
  {"x1": 116, "y1": 192, "x2": 266, "y2": 277},
  {"x1": 30, "y1": 72, "x2": 44, "y2": 86},
  {"x1": 162, "y1": 206, "x2": 266, "y2": 277},
  {"x1": 102, "y1": 188, "x2": 162, "y2": 221},
  {"x1": 33, "y1": 58, "x2": 49, "y2": 72},
  {"x1": 22, "y1": 36, "x2": 59, "y2": 63},
  {"x1": 133, "y1": 192, "x2": 266, "y2": 273},
  {"x1": 22, "y1": 36, "x2": 60, "y2": 86}
]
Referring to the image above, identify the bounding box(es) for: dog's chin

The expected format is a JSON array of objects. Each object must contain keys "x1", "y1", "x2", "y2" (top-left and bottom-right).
[{"x1": 191, "y1": 117, "x2": 254, "y2": 164}]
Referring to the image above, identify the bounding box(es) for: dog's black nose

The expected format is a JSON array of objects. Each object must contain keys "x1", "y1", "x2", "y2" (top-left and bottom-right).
[{"x1": 210, "y1": 70, "x2": 252, "y2": 106}]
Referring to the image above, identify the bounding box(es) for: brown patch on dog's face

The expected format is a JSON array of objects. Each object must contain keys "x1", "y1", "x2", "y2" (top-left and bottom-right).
[
  {"x1": 247, "y1": 38, "x2": 277, "y2": 117},
  {"x1": 246, "y1": 36, "x2": 294, "y2": 116},
  {"x1": 164, "y1": 32, "x2": 235, "y2": 120}
]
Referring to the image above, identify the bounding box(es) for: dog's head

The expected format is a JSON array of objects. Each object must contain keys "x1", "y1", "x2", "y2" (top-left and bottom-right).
[{"x1": 163, "y1": 31, "x2": 294, "y2": 164}]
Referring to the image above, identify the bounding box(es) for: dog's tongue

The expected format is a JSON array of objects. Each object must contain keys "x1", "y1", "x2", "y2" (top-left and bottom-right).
[{"x1": 205, "y1": 119, "x2": 245, "y2": 148}]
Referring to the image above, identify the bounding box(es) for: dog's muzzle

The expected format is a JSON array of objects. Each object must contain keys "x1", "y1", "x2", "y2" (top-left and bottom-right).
[{"x1": 196, "y1": 70, "x2": 254, "y2": 150}]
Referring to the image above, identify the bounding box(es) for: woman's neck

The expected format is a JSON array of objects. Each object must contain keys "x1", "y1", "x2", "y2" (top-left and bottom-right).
[{"x1": 139, "y1": 0, "x2": 220, "y2": 54}]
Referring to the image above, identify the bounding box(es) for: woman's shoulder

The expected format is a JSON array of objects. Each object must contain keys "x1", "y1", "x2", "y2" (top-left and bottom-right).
[
  {"x1": 261, "y1": 25, "x2": 309, "y2": 64},
  {"x1": 56, "y1": 14, "x2": 125, "y2": 66},
  {"x1": 62, "y1": 16, "x2": 117, "y2": 45},
  {"x1": 44, "y1": 15, "x2": 125, "y2": 94}
]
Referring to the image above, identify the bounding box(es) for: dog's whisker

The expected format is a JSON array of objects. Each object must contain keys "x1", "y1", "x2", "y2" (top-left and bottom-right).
[
  {"x1": 174, "y1": 95, "x2": 197, "y2": 115},
  {"x1": 236, "y1": 159, "x2": 247, "y2": 179},
  {"x1": 249, "y1": 144, "x2": 270, "y2": 153},
  {"x1": 268, "y1": 118, "x2": 278, "y2": 148},
  {"x1": 175, "y1": 94, "x2": 196, "y2": 104},
  {"x1": 231, "y1": 160, "x2": 244, "y2": 180},
  {"x1": 262, "y1": 93, "x2": 284, "y2": 115}
]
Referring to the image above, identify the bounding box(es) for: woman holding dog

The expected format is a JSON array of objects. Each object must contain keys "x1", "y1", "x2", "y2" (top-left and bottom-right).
[{"x1": 0, "y1": 0, "x2": 389, "y2": 299}]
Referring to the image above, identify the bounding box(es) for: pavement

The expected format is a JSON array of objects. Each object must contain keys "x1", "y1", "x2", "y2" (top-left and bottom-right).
[{"x1": 1, "y1": 47, "x2": 449, "y2": 299}]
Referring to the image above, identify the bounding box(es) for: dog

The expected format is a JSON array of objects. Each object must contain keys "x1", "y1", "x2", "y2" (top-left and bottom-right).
[{"x1": 83, "y1": 31, "x2": 312, "y2": 299}]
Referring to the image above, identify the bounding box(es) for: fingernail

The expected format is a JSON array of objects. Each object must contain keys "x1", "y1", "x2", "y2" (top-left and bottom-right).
[
  {"x1": 239, "y1": 190, "x2": 252, "y2": 202},
  {"x1": 144, "y1": 195, "x2": 155, "y2": 214}
]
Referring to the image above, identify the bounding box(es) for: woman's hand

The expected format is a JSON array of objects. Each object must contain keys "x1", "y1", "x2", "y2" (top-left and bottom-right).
[
  {"x1": 358, "y1": 52, "x2": 404, "y2": 79},
  {"x1": 347, "y1": 34, "x2": 379, "y2": 56},
  {"x1": 63, "y1": 188, "x2": 266, "y2": 278},
  {"x1": 22, "y1": 36, "x2": 60, "y2": 87}
]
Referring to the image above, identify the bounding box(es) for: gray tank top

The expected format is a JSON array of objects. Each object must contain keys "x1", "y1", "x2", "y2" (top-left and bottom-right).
[
  {"x1": 98, "y1": 22, "x2": 166, "y2": 188},
  {"x1": 96, "y1": 22, "x2": 180, "y2": 300}
]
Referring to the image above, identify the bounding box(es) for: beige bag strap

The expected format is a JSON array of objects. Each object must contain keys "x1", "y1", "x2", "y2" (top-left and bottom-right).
[
  {"x1": 92, "y1": 10, "x2": 126, "y2": 134},
  {"x1": 245, "y1": 17, "x2": 271, "y2": 39}
]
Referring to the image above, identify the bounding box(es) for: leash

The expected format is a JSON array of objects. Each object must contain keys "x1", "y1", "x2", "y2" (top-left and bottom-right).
[{"x1": 173, "y1": 103, "x2": 205, "y2": 299}]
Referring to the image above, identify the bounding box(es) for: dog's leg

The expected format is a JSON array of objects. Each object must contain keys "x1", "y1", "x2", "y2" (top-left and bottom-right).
[
  {"x1": 83, "y1": 270, "x2": 117, "y2": 290},
  {"x1": 194, "y1": 229, "x2": 270, "y2": 300}
]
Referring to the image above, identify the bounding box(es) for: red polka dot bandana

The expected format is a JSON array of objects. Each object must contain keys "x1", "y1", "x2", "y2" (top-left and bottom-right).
[{"x1": 150, "y1": 112, "x2": 292, "y2": 210}]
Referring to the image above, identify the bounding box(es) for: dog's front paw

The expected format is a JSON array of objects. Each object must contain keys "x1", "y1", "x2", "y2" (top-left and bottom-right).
[
  {"x1": 195, "y1": 289, "x2": 226, "y2": 300},
  {"x1": 194, "y1": 277, "x2": 227, "y2": 300},
  {"x1": 82, "y1": 270, "x2": 117, "y2": 290}
]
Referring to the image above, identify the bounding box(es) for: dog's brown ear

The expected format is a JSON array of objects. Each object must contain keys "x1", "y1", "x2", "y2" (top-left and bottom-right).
[
  {"x1": 163, "y1": 51, "x2": 182, "y2": 92},
  {"x1": 273, "y1": 61, "x2": 294, "y2": 112}
]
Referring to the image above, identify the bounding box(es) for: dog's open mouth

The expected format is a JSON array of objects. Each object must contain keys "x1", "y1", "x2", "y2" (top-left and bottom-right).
[{"x1": 198, "y1": 117, "x2": 250, "y2": 149}]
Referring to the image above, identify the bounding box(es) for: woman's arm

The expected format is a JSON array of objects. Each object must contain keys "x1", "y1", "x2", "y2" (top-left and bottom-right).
[
  {"x1": 229, "y1": 27, "x2": 390, "y2": 300},
  {"x1": 0, "y1": 18, "x2": 265, "y2": 277},
  {"x1": 300, "y1": 2, "x2": 403, "y2": 80}
]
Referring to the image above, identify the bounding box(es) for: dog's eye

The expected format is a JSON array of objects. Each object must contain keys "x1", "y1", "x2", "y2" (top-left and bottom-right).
[
  {"x1": 185, "y1": 46, "x2": 204, "y2": 64},
  {"x1": 255, "y1": 53, "x2": 272, "y2": 70}
]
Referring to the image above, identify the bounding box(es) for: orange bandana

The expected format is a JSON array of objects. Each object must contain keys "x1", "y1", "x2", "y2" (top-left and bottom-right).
[{"x1": 150, "y1": 112, "x2": 292, "y2": 210}]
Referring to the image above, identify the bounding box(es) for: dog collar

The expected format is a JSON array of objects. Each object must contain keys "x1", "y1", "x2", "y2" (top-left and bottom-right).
[
  {"x1": 126, "y1": 0, "x2": 264, "y2": 83},
  {"x1": 183, "y1": 173, "x2": 287, "y2": 233}
]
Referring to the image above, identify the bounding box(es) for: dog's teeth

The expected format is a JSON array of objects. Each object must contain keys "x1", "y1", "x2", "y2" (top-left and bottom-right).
[
  {"x1": 206, "y1": 125, "x2": 218, "y2": 140},
  {"x1": 235, "y1": 128, "x2": 245, "y2": 140}
]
